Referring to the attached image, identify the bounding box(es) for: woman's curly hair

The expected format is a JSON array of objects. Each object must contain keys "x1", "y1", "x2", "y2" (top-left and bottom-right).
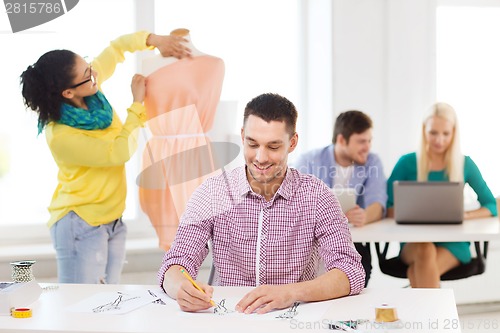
[{"x1": 20, "y1": 49, "x2": 77, "y2": 131}]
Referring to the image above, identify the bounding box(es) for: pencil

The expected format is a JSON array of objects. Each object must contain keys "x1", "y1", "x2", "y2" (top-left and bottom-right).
[{"x1": 180, "y1": 268, "x2": 216, "y2": 307}]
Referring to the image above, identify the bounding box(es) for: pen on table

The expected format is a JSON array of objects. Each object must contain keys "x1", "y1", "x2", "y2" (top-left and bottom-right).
[{"x1": 180, "y1": 268, "x2": 216, "y2": 307}]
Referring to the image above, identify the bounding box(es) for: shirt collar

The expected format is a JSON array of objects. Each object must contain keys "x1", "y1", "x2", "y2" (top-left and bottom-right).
[
  {"x1": 276, "y1": 167, "x2": 297, "y2": 201},
  {"x1": 237, "y1": 166, "x2": 297, "y2": 201},
  {"x1": 236, "y1": 166, "x2": 253, "y2": 197}
]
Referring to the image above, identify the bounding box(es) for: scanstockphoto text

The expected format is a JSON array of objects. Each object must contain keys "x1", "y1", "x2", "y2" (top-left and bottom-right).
[{"x1": 289, "y1": 318, "x2": 499, "y2": 330}]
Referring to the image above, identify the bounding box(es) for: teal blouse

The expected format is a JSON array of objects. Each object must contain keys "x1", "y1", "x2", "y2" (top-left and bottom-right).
[{"x1": 387, "y1": 152, "x2": 497, "y2": 263}]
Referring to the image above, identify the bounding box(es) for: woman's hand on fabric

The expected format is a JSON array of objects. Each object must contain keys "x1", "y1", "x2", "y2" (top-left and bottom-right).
[
  {"x1": 131, "y1": 74, "x2": 146, "y2": 103},
  {"x1": 147, "y1": 33, "x2": 191, "y2": 59}
]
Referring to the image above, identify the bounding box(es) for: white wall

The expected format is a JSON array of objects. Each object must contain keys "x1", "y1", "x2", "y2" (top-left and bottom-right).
[
  {"x1": 331, "y1": 0, "x2": 387, "y2": 152},
  {"x1": 329, "y1": 0, "x2": 436, "y2": 171}
]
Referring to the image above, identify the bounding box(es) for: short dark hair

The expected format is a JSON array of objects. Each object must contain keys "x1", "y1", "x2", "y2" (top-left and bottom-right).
[
  {"x1": 243, "y1": 93, "x2": 298, "y2": 135},
  {"x1": 332, "y1": 110, "x2": 372, "y2": 144}
]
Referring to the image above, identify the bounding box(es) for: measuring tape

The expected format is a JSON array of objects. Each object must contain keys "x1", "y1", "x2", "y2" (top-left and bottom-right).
[
  {"x1": 375, "y1": 304, "x2": 398, "y2": 322},
  {"x1": 11, "y1": 308, "x2": 32, "y2": 318}
]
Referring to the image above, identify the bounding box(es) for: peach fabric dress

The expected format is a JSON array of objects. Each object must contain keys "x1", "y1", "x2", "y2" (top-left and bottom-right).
[{"x1": 138, "y1": 55, "x2": 225, "y2": 250}]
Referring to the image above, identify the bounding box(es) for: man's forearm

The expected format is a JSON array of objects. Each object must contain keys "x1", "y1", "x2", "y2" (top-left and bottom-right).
[
  {"x1": 293, "y1": 269, "x2": 351, "y2": 302},
  {"x1": 365, "y1": 202, "x2": 384, "y2": 224}
]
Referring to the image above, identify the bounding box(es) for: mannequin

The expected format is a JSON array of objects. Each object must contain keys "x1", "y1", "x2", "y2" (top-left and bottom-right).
[
  {"x1": 142, "y1": 28, "x2": 205, "y2": 76},
  {"x1": 138, "y1": 28, "x2": 225, "y2": 250}
]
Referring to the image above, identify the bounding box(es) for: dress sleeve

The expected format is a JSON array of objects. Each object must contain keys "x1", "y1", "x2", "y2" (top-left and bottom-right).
[{"x1": 464, "y1": 156, "x2": 497, "y2": 216}]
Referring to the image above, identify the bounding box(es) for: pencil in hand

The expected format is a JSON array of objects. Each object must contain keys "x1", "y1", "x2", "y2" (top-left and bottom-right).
[{"x1": 180, "y1": 268, "x2": 216, "y2": 307}]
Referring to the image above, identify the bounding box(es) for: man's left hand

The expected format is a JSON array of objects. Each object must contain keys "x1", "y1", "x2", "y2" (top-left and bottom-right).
[{"x1": 235, "y1": 284, "x2": 297, "y2": 314}]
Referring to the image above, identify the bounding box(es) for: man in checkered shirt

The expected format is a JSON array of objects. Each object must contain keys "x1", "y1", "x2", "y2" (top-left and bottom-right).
[{"x1": 158, "y1": 93, "x2": 365, "y2": 314}]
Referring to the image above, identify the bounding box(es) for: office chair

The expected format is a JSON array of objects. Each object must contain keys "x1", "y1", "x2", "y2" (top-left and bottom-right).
[{"x1": 375, "y1": 241, "x2": 488, "y2": 280}]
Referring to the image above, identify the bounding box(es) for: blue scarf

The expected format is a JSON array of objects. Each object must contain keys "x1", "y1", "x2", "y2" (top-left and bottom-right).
[{"x1": 38, "y1": 91, "x2": 113, "y2": 134}]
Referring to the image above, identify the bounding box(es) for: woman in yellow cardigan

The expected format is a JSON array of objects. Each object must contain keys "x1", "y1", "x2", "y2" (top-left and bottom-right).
[{"x1": 20, "y1": 31, "x2": 190, "y2": 284}]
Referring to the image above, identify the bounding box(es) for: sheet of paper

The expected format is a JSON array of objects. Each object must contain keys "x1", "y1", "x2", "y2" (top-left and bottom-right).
[
  {"x1": 67, "y1": 289, "x2": 158, "y2": 315},
  {"x1": 146, "y1": 288, "x2": 332, "y2": 323}
]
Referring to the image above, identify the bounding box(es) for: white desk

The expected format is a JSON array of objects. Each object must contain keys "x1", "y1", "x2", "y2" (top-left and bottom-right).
[
  {"x1": 350, "y1": 217, "x2": 500, "y2": 242},
  {"x1": 0, "y1": 283, "x2": 461, "y2": 333}
]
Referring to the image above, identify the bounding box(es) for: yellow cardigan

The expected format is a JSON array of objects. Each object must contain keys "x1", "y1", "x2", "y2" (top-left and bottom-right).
[{"x1": 45, "y1": 31, "x2": 151, "y2": 227}]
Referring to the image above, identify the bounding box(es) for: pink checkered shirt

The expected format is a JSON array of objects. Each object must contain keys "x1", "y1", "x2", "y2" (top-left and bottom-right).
[{"x1": 158, "y1": 166, "x2": 365, "y2": 295}]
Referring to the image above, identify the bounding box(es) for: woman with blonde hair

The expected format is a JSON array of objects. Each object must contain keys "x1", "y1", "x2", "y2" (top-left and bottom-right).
[{"x1": 386, "y1": 102, "x2": 497, "y2": 288}]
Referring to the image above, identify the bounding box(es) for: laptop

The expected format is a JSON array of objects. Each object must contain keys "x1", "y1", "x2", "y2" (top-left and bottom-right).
[
  {"x1": 331, "y1": 187, "x2": 357, "y2": 213},
  {"x1": 393, "y1": 181, "x2": 464, "y2": 224}
]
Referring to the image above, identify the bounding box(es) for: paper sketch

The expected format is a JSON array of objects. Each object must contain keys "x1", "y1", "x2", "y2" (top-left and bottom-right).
[
  {"x1": 92, "y1": 292, "x2": 140, "y2": 313},
  {"x1": 148, "y1": 289, "x2": 166, "y2": 305},
  {"x1": 276, "y1": 301, "x2": 300, "y2": 319},
  {"x1": 67, "y1": 290, "x2": 158, "y2": 315},
  {"x1": 187, "y1": 298, "x2": 303, "y2": 321},
  {"x1": 214, "y1": 298, "x2": 235, "y2": 315}
]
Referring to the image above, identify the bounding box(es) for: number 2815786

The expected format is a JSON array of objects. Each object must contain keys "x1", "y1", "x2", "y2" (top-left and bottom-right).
[{"x1": 5, "y1": 2, "x2": 62, "y2": 14}]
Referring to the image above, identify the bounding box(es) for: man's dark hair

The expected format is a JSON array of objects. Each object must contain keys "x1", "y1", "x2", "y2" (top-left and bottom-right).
[
  {"x1": 243, "y1": 93, "x2": 298, "y2": 135},
  {"x1": 332, "y1": 110, "x2": 372, "y2": 144}
]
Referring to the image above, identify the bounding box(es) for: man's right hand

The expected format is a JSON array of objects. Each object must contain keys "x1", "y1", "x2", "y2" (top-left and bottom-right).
[
  {"x1": 176, "y1": 279, "x2": 214, "y2": 312},
  {"x1": 346, "y1": 205, "x2": 367, "y2": 227},
  {"x1": 163, "y1": 265, "x2": 215, "y2": 312}
]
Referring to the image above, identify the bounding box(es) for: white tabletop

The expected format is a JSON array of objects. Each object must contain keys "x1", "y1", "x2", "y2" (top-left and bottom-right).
[
  {"x1": 0, "y1": 283, "x2": 461, "y2": 333},
  {"x1": 350, "y1": 217, "x2": 500, "y2": 242}
]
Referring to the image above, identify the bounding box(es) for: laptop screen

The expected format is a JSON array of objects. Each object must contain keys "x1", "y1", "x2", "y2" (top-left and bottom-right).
[{"x1": 393, "y1": 181, "x2": 464, "y2": 224}]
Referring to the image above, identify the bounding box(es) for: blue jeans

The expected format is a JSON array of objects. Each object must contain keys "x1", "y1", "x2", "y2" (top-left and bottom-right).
[{"x1": 50, "y1": 211, "x2": 127, "y2": 284}]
